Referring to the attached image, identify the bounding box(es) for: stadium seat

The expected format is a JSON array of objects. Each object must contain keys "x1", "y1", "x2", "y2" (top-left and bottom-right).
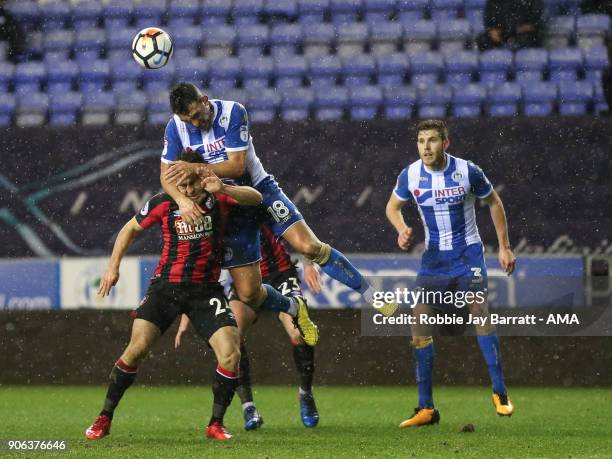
[
  {"x1": 558, "y1": 80, "x2": 593, "y2": 115},
  {"x1": 264, "y1": 0, "x2": 299, "y2": 23},
  {"x1": 103, "y1": 0, "x2": 133, "y2": 30},
  {"x1": 383, "y1": 85, "x2": 416, "y2": 118},
  {"x1": 74, "y1": 29, "x2": 105, "y2": 64},
  {"x1": 443, "y1": 50, "x2": 477, "y2": 86},
  {"x1": 16, "y1": 92, "x2": 49, "y2": 127},
  {"x1": 410, "y1": 52, "x2": 443, "y2": 86},
  {"x1": 583, "y1": 45, "x2": 609, "y2": 82},
  {"x1": 46, "y1": 60, "x2": 78, "y2": 94},
  {"x1": 523, "y1": 81, "x2": 557, "y2": 116},
  {"x1": 514, "y1": 48, "x2": 548, "y2": 83},
  {"x1": 208, "y1": 58, "x2": 241, "y2": 92},
  {"x1": 14, "y1": 62, "x2": 46, "y2": 95},
  {"x1": 314, "y1": 86, "x2": 348, "y2": 120},
  {"x1": 329, "y1": 0, "x2": 362, "y2": 25},
  {"x1": 280, "y1": 87, "x2": 314, "y2": 121},
  {"x1": 593, "y1": 81, "x2": 608, "y2": 113},
  {"x1": 397, "y1": 0, "x2": 428, "y2": 24},
  {"x1": 363, "y1": 0, "x2": 396, "y2": 25},
  {"x1": 376, "y1": 52, "x2": 410, "y2": 88},
  {"x1": 106, "y1": 28, "x2": 138, "y2": 53},
  {"x1": 270, "y1": 24, "x2": 303, "y2": 57},
  {"x1": 146, "y1": 91, "x2": 170, "y2": 122},
  {"x1": 545, "y1": 16, "x2": 575, "y2": 49},
  {"x1": 0, "y1": 63, "x2": 14, "y2": 93},
  {"x1": 403, "y1": 20, "x2": 437, "y2": 54},
  {"x1": 342, "y1": 54, "x2": 376, "y2": 87},
  {"x1": 133, "y1": 0, "x2": 167, "y2": 28},
  {"x1": 170, "y1": 26, "x2": 204, "y2": 56},
  {"x1": 173, "y1": 57, "x2": 209, "y2": 88},
  {"x1": 576, "y1": 14, "x2": 610, "y2": 50},
  {"x1": 40, "y1": 1, "x2": 72, "y2": 32},
  {"x1": 337, "y1": 23, "x2": 369, "y2": 57},
  {"x1": 303, "y1": 23, "x2": 336, "y2": 57},
  {"x1": 417, "y1": 84, "x2": 452, "y2": 118},
  {"x1": 79, "y1": 60, "x2": 110, "y2": 93},
  {"x1": 486, "y1": 82, "x2": 521, "y2": 117},
  {"x1": 0, "y1": 93, "x2": 16, "y2": 126},
  {"x1": 6, "y1": 1, "x2": 39, "y2": 33},
  {"x1": 242, "y1": 57, "x2": 274, "y2": 90},
  {"x1": 478, "y1": 49, "x2": 513, "y2": 86},
  {"x1": 113, "y1": 90, "x2": 147, "y2": 125},
  {"x1": 370, "y1": 21, "x2": 402, "y2": 56},
  {"x1": 437, "y1": 19, "x2": 471, "y2": 53},
  {"x1": 247, "y1": 88, "x2": 280, "y2": 122},
  {"x1": 167, "y1": 0, "x2": 201, "y2": 26},
  {"x1": 465, "y1": 8, "x2": 484, "y2": 35},
  {"x1": 236, "y1": 25, "x2": 270, "y2": 57},
  {"x1": 232, "y1": 0, "x2": 265, "y2": 25},
  {"x1": 201, "y1": 0, "x2": 233, "y2": 25},
  {"x1": 82, "y1": 91, "x2": 116, "y2": 125},
  {"x1": 274, "y1": 55, "x2": 308, "y2": 88},
  {"x1": 349, "y1": 85, "x2": 383, "y2": 120},
  {"x1": 142, "y1": 62, "x2": 176, "y2": 94},
  {"x1": 548, "y1": 48, "x2": 583, "y2": 82},
  {"x1": 298, "y1": 0, "x2": 330, "y2": 24},
  {"x1": 452, "y1": 83, "x2": 486, "y2": 118},
  {"x1": 43, "y1": 30, "x2": 74, "y2": 61},
  {"x1": 430, "y1": 0, "x2": 462, "y2": 23},
  {"x1": 202, "y1": 25, "x2": 237, "y2": 59},
  {"x1": 309, "y1": 55, "x2": 342, "y2": 88},
  {"x1": 49, "y1": 92, "x2": 82, "y2": 126}
]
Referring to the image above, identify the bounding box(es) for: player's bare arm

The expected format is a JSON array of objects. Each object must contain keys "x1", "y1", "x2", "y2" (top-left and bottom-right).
[
  {"x1": 302, "y1": 257, "x2": 323, "y2": 293},
  {"x1": 385, "y1": 193, "x2": 413, "y2": 251},
  {"x1": 174, "y1": 314, "x2": 190, "y2": 349},
  {"x1": 165, "y1": 150, "x2": 247, "y2": 183},
  {"x1": 160, "y1": 161, "x2": 204, "y2": 226},
  {"x1": 98, "y1": 217, "x2": 144, "y2": 297},
  {"x1": 206, "y1": 177, "x2": 262, "y2": 206},
  {"x1": 483, "y1": 190, "x2": 516, "y2": 275}
]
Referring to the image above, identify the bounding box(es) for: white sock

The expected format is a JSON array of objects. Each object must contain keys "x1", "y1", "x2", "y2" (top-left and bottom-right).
[
  {"x1": 299, "y1": 387, "x2": 312, "y2": 396},
  {"x1": 242, "y1": 401, "x2": 255, "y2": 411},
  {"x1": 286, "y1": 298, "x2": 297, "y2": 317}
]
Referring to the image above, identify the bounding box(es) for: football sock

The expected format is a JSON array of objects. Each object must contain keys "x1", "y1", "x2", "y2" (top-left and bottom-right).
[
  {"x1": 319, "y1": 248, "x2": 364, "y2": 291},
  {"x1": 100, "y1": 358, "x2": 138, "y2": 419},
  {"x1": 259, "y1": 284, "x2": 296, "y2": 315},
  {"x1": 210, "y1": 366, "x2": 239, "y2": 425},
  {"x1": 414, "y1": 344, "x2": 435, "y2": 408},
  {"x1": 236, "y1": 343, "x2": 254, "y2": 405},
  {"x1": 292, "y1": 343, "x2": 315, "y2": 393},
  {"x1": 477, "y1": 334, "x2": 507, "y2": 395}
]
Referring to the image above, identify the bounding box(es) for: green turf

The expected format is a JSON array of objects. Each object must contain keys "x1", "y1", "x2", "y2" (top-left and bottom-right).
[{"x1": 1, "y1": 386, "x2": 611, "y2": 458}]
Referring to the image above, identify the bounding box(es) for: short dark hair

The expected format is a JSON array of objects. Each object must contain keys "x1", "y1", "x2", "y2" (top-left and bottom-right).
[
  {"x1": 169, "y1": 83, "x2": 202, "y2": 114},
  {"x1": 416, "y1": 120, "x2": 449, "y2": 140},
  {"x1": 178, "y1": 149, "x2": 204, "y2": 163}
]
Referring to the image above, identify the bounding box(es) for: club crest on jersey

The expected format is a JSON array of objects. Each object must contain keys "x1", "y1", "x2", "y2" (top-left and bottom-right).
[
  {"x1": 452, "y1": 171, "x2": 463, "y2": 181},
  {"x1": 204, "y1": 194, "x2": 215, "y2": 210},
  {"x1": 219, "y1": 114, "x2": 229, "y2": 128},
  {"x1": 240, "y1": 125, "x2": 248, "y2": 142}
]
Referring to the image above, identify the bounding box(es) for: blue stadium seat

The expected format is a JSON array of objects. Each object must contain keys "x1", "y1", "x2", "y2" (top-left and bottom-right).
[
  {"x1": 584, "y1": 46, "x2": 609, "y2": 82},
  {"x1": 247, "y1": 88, "x2": 280, "y2": 122},
  {"x1": 201, "y1": 0, "x2": 233, "y2": 25},
  {"x1": 174, "y1": 57, "x2": 208, "y2": 87},
  {"x1": 558, "y1": 80, "x2": 593, "y2": 115},
  {"x1": 593, "y1": 81, "x2": 608, "y2": 113},
  {"x1": 274, "y1": 55, "x2": 308, "y2": 88},
  {"x1": 170, "y1": 26, "x2": 204, "y2": 55},
  {"x1": 270, "y1": 24, "x2": 303, "y2": 57},
  {"x1": 81, "y1": 91, "x2": 115, "y2": 125},
  {"x1": 0, "y1": 63, "x2": 14, "y2": 93},
  {"x1": 280, "y1": 87, "x2": 314, "y2": 121},
  {"x1": 376, "y1": 52, "x2": 409, "y2": 88},
  {"x1": 523, "y1": 81, "x2": 557, "y2": 116},
  {"x1": 298, "y1": 0, "x2": 330, "y2": 24},
  {"x1": 410, "y1": 51, "x2": 443, "y2": 86},
  {"x1": 437, "y1": 19, "x2": 471, "y2": 53},
  {"x1": 79, "y1": 60, "x2": 110, "y2": 93},
  {"x1": 363, "y1": 0, "x2": 396, "y2": 25},
  {"x1": 142, "y1": 62, "x2": 176, "y2": 94},
  {"x1": 548, "y1": 48, "x2": 583, "y2": 82},
  {"x1": 478, "y1": 49, "x2": 513, "y2": 86},
  {"x1": 337, "y1": 23, "x2": 369, "y2": 57},
  {"x1": 370, "y1": 21, "x2": 402, "y2": 56},
  {"x1": 265, "y1": 0, "x2": 299, "y2": 22},
  {"x1": 115, "y1": 90, "x2": 148, "y2": 125},
  {"x1": 417, "y1": 84, "x2": 451, "y2": 118},
  {"x1": 383, "y1": 85, "x2": 416, "y2": 119},
  {"x1": 43, "y1": 30, "x2": 75, "y2": 61},
  {"x1": 514, "y1": 48, "x2": 548, "y2": 83},
  {"x1": 545, "y1": 16, "x2": 575, "y2": 49},
  {"x1": 133, "y1": 0, "x2": 167, "y2": 29},
  {"x1": 202, "y1": 25, "x2": 236, "y2": 58},
  {"x1": 146, "y1": 92, "x2": 170, "y2": 121},
  {"x1": 303, "y1": 23, "x2": 336, "y2": 57},
  {"x1": 342, "y1": 54, "x2": 376, "y2": 87},
  {"x1": 16, "y1": 92, "x2": 47, "y2": 127},
  {"x1": 232, "y1": 0, "x2": 265, "y2": 25},
  {"x1": 314, "y1": 86, "x2": 348, "y2": 120},
  {"x1": 103, "y1": 0, "x2": 133, "y2": 30},
  {"x1": 349, "y1": 85, "x2": 383, "y2": 120},
  {"x1": 49, "y1": 92, "x2": 82, "y2": 126},
  {"x1": 74, "y1": 29, "x2": 105, "y2": 64},
  {"x1": 107, "y1": 28, "x2": 138, "y2": 52},
  {"x1": 167, "y1": 0, "x2": 201, "y2": 26},
  {"x1": 397, "y1": 0, "x2": 428, "y2": 24},
  {"x1": 430, "y1": 0, "x2": 462, "y2": 23},
  {"x1": 0, "y1": 94, "x2": 15, "y2": 126},
  {"x1": 243, "y1": 57, "x2": 274, "y2": 90},
  {"x1": 6, "y1": 1, "x2": 39, "y2": 32},
  {"x1": 452, "y1": 83, "x2": 486, "y2": 118},
  {"x1": 223, "y1": 89, "x2": 249, "y2": 106},
  {"x1": 465, "y1": 8, "x2": 484, "y2": 35},
  {"x1": 208, "y1": 58, "x2": 241, "y2": 91},
  {"x1": 40, "y1": 1, "x2": 72, "y2": 32},
  {"x1": 330, "y1": 0, "x2": 362, "y2": 25},
  {"x1": 14, "y1": 62, "x2": 46, "y2": 95},
  {"x1": 111, "y1": 60, "x2": 144, "y2": 95},
  {"x1": 444, "y1": 50, "x2": 477, "y2": 86},
  {"x1": 236, "y1": 25, "x2": 270, "y2": 57},
  {"x1": 576, "y1": 14, "x2": 610, "y2": 49},
  {"x1": 46, "y1": 60, "x2": 78, "y2": 93},
  {"x1": 403, "y1": 20, "x2": 437, "y2": 54},
  {"x1": 309, "y1": 55, "x2": 342, "y2": 88},
  {"x1": 486, "y1": 82, "x2": 521, "y2": 117}
]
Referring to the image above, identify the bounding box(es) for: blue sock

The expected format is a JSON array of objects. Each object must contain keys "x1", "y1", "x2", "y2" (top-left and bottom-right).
[
  {"x1": 259, "y1": 284, "x2": 295, "y2": 314},
  {"x1": 320, "y1": 248, "x2": 365, "y2": 291},
  {"x1": 477, "y1": 334, "x2": 507, "y2": 395},
  {"x1": 414, "y1": 344, "x2": 434, "y2": 408}
]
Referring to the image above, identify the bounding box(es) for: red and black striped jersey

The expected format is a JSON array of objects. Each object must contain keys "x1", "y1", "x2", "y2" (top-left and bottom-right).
[
  {"x1": 135, "y1": 192, "x2": 235, "y2": 283},
  {"x1": 259, "y1": 223, "x2": 294, "y2": 279}
]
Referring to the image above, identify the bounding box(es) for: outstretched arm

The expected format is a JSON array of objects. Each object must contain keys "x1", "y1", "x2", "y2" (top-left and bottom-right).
[
  {"x1": 201, "y1": 172, "x2": 262, "y2": 206},
  {"x1": 483, "y1": 191, "x2": 516, "y2": 275},
  {"x1": 98, "y1": 218, "x2": 144, "y2": 297},
  {"x1": 164, "y1": 150, "x2": 247, "y2": 184},
  {"x1": 385, "y1": 193, "x2": 413, "y2": 251}
]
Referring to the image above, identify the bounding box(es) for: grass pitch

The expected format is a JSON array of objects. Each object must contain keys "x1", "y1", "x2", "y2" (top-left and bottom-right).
[{"x1": 1, "y1": 386, "x2": 611, "y2": 458}]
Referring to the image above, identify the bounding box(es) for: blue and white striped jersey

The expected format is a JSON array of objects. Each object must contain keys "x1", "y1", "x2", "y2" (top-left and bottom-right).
[
  {"x1": 161, "y1": 99, "x2": 270, "y2": 187},
  {"x1": 393, "y1": 154, "x2": 493, "y2": 251}
]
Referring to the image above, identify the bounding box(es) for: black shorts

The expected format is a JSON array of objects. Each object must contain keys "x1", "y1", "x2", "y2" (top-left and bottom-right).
[
  {"x1": 135, "y1": 279, "x2": 237, "y2": 343},
  {"x1": 228, "y1": 267, "x2": 302, "y2": 302}
]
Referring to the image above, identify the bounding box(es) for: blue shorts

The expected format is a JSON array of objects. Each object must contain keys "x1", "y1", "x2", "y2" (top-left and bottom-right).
[
  {"x1": 416, "y1": 243, "x2": 488, "y2": 308},
  {"x1": 222, "y1": 177, "x2": 303, "y2": 269}
]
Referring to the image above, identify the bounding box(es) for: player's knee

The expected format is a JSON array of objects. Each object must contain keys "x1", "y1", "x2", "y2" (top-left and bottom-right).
[
  {"x1": 412, "y1": 336, "x2": 433, "y2": 349},
  {"x1": 236, "y1": 285, "x2": 263, "y2": 307},
  {"x1": 123, "y1": 341, "x2": 149, "y2": 365},
  {"x1": 217, "y1": 345, "x2": 241, "y2": 372}
]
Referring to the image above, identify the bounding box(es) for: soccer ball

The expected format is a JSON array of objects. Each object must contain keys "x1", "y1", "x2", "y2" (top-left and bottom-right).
[{"x1": 131, "y1": 27, "x2": 173, "y2": 69}]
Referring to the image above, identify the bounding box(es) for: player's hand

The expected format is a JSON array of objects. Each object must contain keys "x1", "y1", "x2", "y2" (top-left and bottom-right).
[
  {"x1": 174, "y1": 314, "x2": 191, "y2": 349},
  {"x1": 397, "y1": 227, "x2": 413, "y2": 251},
  {"x1": 304, "y1": 264, "x2": 323, "y2": 294},
  {"x1": 98, "y1": 268, "x2": 119, "y2": 297},
  {"x1": 202, "y1": 174, "x2": 223, "y2": 193},
  {"x1": 176, "y1": 196, "x2": 204, "y2": 226},
  {"x1": 499, "y1": 248, "x2": 516, "y2": 275},
  {"x1": 165, "y1": 161, "x2": 197, "y2": 184}
]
